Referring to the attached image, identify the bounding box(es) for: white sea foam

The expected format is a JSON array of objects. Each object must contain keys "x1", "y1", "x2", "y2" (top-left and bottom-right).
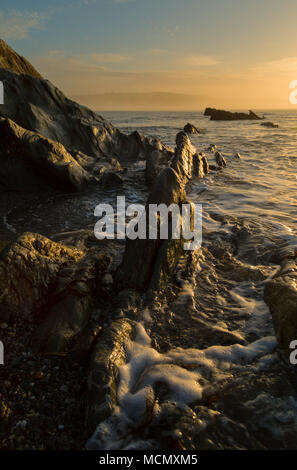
[{"x1": 87, "y1": 316, "x2": 277, "y2": 450}]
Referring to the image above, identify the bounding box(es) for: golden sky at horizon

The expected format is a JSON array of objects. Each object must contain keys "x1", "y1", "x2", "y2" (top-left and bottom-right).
[{"x1": 2, "y1": 0, "x2": 297, "y2": 110}]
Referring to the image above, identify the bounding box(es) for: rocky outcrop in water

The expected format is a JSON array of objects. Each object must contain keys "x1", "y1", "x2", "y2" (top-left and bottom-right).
[
  {"x1": 204, "y1": 107, "x2": 264, "y2": 121},
  {"x1": 204, "y1": 107, "x2": 214, "y2": 116},
  {"x1": 261, "y1": 122, "x2": 279, "y2": 128},
  {"x1": 215, "y1": 151, "x2": 227, "y2": 168},
  {"x1": 172, "y1": 131, "x2": 207, "y2": 179},
  {"x1": 183, "y1": 122, "x2": 201, "y2": 134}
]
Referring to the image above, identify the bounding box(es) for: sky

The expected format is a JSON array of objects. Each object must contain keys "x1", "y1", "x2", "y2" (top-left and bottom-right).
[{"x1": 1, "y1": 0, "x2": 297, "y2": 110}]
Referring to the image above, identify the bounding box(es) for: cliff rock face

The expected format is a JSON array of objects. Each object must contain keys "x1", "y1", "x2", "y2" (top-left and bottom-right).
[
  {"x1": 0, "y1": 117, "x2": 92, "y2": 191},
  {"x1": 0, "y1": 39, "x2": 42, "y2": 78},
  {"x1": 0, "y1": 39, "x2": 173, "y2": 191}
]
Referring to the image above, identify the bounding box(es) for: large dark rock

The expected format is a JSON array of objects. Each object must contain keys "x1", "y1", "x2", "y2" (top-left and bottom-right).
[
  {"x1": 0, "y1": 40, "x2": 173, "y2": 192},
  {"x1": 0, "y1": 233, "x2": 83, "y2": 323},
  {"x1": 0, "y1": 117, "x2": 92, "y2": 191},
  {"x1": 264, "y1": 259, "x2": 297, "y2": 359},
  {"x1": 0, "y1": 67, "x2": 172, "y2": 165},
  {"x1": 204, "y1": 107, "x2": 263, "y2": 121},
  {"x1": 32, "y1": 252, "x2": 110, "y2": 353},
  {"x1": 0, "y1": 230, "x2": 111, "y2": 351}
]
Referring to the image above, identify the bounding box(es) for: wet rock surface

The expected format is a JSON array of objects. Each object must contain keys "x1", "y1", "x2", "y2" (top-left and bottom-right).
[
  {"x1": 85, "y1": 319, "x2": 136, "y2": 434},
  {"x1": 0, "y1": 39, "x2": 173, "y2": 193},
  {"x1": 32, "y1": 250, "x2": 110, "y2": 353},
  {"x1": 0, "y1": 118, "x2": 93, "y2": 192},
  {"x1": 0, "y1": 232, "x2": 83, "y2": 323},
  {"x1": 117, "y1": 132, "x2": 208, "y2": 292},
  {"x1": 264, "y1": 259, "x2": 297, "y2": 359}
]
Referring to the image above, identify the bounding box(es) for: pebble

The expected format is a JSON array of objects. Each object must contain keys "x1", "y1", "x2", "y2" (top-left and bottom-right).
[{"x1": 16, "y1": 420, "x2": 27, "y2": 430}]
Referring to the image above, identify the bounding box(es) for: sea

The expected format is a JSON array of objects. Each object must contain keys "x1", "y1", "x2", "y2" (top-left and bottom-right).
[{"x1": 103, "y1": 110, "x2": 297, "y2": 244}]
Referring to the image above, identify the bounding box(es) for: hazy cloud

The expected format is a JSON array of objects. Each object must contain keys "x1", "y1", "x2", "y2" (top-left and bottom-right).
[
  {"x1": 179, "y1": 55, "x2": 221, "y2": 67},
  {"x1": 147, "y1": 49, "x2": 169, "y2": 55},
  {"x1": 90, "y1": 53, "x2": 130, "y2": 63},
  {"x1": 0, "y1": 9, "x2": 46, "y2": 40},
  {"x1": 250, "y1": 57, "x2": 297, "y2": 79},
  {"x1": 36, "y1": 50, "x2": 132, "y2": 76}
]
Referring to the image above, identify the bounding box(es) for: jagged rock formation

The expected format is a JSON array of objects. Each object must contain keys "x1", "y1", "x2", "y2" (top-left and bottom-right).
[
  {"x1": 0, "y1": 231, "x2": 110, "y2": 353},
  {"x1": 0, "y1": 39, "x2": 42, "y2": 78},
  {"x1": 0, "y1": 233, "x2": 83, "y2": 323},
  {"x1": 183, "y1": 122, "x2": 201, "y2": 134},
  {"x1": 204, "y1": 107, "x2": 264, "y2": 121},
  {"x1": 0, "y1": 117, "x2": 93, "y2": 191},
  {"x1": 117, "y1": 132, "x2": 209, "y2": 291},
  {"x1": 215, "y1": 151, "x2": 227, "y2": 168},
  {"x1": 0, "y1": 39, "x2": 173, "y2": 192},
  {"x1": 264, "y1": 259, "x2": 297, "y2": 359},
  {"x1": 85, "y1": 319, "x2": 135, "y2": 433}
]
